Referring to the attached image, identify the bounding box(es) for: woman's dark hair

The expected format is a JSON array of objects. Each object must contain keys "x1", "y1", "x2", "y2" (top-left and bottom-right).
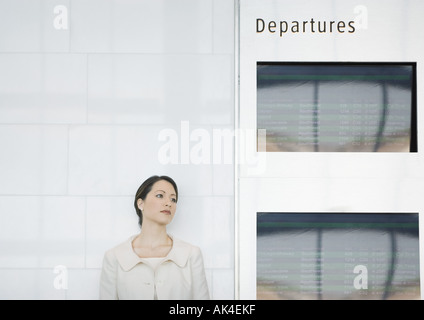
[{"x1": 134, "y1": 175, "x2": 178, "y2": 227}]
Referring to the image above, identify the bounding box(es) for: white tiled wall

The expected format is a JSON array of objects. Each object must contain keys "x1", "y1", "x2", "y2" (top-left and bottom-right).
[{"x1": 0, "y1": 0, "x2": 235, "y2": 299}]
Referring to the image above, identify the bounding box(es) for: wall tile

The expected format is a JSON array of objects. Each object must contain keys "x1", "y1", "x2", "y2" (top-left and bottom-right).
[
  {"x1": 213, "y1": 165, "x2": 235, "y2": 196},
  {"x1": 0, "y1": 0, "x2": 236, "y2": 300},
  {"x1": 158, "y1": 0, "x2": 213, "y2": 54},
  {"x1": 71, "y1": 0, "x2": 213, "y2": 53},
  {"x1": 68, "y1": 125, "x2": 214, "y2": 196},
  {"x1": 0, "y1": 54, "x2": 87, "y2": 124},
  {"x1": 70, "y1": 0, "x2": 113, "y2": 52},
  {"x1": 0, "y1": 196, "x2": 85, "y2": 269},
  {"x1": 67, "y1": 269, "x2": 102, "y2": 300},
  {"x1": 87, "y1": 54, "x2": 233, "y2": 125},
  {"x1": 213, "y1": 0, "x2": 235, "y2": 54},
  {"x1": 0, "y1": 0, "x2": 71, "y2": 52},
  {"x1": 0, "y1": 269, "x2": 67, "y2": 299},
  {"x1": 69, "y1": 125, "x2": 144, "y2": 196},
  {"x1": 0, "y1": 125, "x2": 68, "y2": 195},
  {"x1": 0, "y1": 0, "x2": 42, "y2": 52},
  {"x1": 212, "y1": 269, "x2": 234, "y2": 299},
  {"x1": 87, "y1": 54, "x2": 166, "y2": 124},
  {"x1": 42, "y1": 0, "x2": 70, "y2": 52}
]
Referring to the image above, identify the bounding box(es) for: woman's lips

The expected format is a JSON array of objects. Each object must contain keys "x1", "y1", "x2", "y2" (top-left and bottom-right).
[{"x1": 161, "y1": 210, "x2": 171, "y2": 215}]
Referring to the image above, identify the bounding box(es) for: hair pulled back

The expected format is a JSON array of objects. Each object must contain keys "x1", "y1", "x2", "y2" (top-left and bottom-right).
[{"x1": 133, "y1": 175, "x2": 178, "y2": 227}]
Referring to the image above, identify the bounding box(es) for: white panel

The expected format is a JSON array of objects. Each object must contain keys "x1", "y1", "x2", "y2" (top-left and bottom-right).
[
  {"x1": 407, "y1": 2, "x2": 424, "y2": 60},
  {"x1": 0, "y1": 196, "x2": 85, "y2": 269},
  {"x1": 0, "y1": 0, "x2": 72, "y2": 52},
  {"x1": 70, "y1": 0, "x2": 113, "y2": 52},
  {"x1": 71, "y1": 0, "x2": 213, "y2": 53},
  {"x1": 68, "y1": 125, "x2": 214, "y2": 196},
  {"x1": 0, "y1": 125, "x2": 68, "y2": 195},
  {"x1": 0, "y1": 197, "x2": 42, "y2": 240},
  {"x1": 213, "y1": 164, "x2": 235, "y2": 196},
  {"x1": 238, "y1": 0, "x2": 424, "y2": 299},
  {"x1": 159, "y1": 0, "x2": 213, "y2": 54},
  {"x1": 0, "y1": 0, "x2": 235, "y2": 300},
  {"x1": 213, "y1": 0, "x2": 235, "y2": 54},
  {"x1": 37, "y1": 197, "x2": 86, "y2": 268},
  {"x1": 42, "y1": 0, "x2": 71, "y2": 52},
  {"x1": 87, "y1": 54, "x2": 233, "y2": 125},
  {"x1": 331, "y1": 0, "x2": 416, "y2": 61},
  {"x1": 0, "y1": 54, "x2": 41, "y2": 93},
  {"x1": 67, "y1": 269, "x2": 102, "y2": 300},
  {"x1": 0, "y1": 0, "x2": 42, "y2": 52},
  {"x1": 68, "y1": 125, "x2": 150, "y2": 196},
  {"x1": 256, "y1": 153, "x2": 424, "y2": 179},
  {"x1": 0, "y1": 54, "x2": 87, "y2": 124},
  {"x1": 212, "y1": 269, "x2": 235, "y2": 300},
  {"x1": 87, "y1": 54, "x2": 166, "y2": 124},
  {"x1": 0, "y1": 269, "x2": 67, "y2": 300}
]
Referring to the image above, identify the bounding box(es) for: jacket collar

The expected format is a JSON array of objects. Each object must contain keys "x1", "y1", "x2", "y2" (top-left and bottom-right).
[{"x1": 114, "y1": 234, "x2": 192, "y2": 272}]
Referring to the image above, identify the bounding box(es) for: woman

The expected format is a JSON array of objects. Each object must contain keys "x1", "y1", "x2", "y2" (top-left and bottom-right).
[{"x1": 99, "y1": 175, "x2": 210, "y2": 300}]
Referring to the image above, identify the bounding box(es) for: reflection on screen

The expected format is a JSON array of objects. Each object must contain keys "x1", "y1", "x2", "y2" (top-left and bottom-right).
[
  {"x1": 257, "y1": 62, "x2": 417, "y2": 152},
  {"x1": 257, "y1": 212, "x2": 420, "y2": 300}
]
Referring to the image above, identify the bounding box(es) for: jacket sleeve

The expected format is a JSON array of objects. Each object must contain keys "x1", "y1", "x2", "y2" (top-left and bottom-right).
[
  {"x1": 190, "y1": 246, "x2": 210, "y2": 300},
  {"x1": 99, "y1": 250, "x2": 119, "y2": 300}
]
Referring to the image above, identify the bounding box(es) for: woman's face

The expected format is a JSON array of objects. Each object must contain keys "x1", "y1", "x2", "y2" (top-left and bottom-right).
[{"x1": 138, "y1": 180, "x2": 177, "y2": 226}]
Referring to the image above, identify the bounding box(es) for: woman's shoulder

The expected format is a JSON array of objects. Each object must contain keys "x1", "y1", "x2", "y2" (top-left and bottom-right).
[
  {"x1": 169, "y1": 236, "x2": 204, "y2": 263},
  {"x1": 102, "y1": 235, "x2": 141, "y2": 271}
]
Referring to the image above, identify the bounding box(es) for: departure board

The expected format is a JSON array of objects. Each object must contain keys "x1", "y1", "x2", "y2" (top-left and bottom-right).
[
  {"x1": 257, "y1": 62, "x2": 417, "y2": 152},
  {"x1": 257, "y1": 212, "x2": 420, "y2": 300}
]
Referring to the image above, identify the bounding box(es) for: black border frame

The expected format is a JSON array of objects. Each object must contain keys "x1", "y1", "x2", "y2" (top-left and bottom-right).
[{"x1": 257, "y1": 61, "x2": 418, "y2": 152}]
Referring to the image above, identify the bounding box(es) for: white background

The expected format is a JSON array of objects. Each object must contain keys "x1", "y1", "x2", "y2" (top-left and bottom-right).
[
  {"x1": 237, "y1": 0, "x2": 424, "y2": 299},
  {"x1": 0, "y1": 0, "x2": 235, "y2": 299}
]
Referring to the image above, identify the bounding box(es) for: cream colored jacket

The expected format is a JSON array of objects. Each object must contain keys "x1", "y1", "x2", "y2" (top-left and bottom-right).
[{"x1": 99, "y1": 235, "x2": 210, "y2": 300}]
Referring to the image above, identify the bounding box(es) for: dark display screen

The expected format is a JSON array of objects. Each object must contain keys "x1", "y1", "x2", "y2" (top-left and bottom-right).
[
  {"x1": 257, "y1": 62, "x2": 417, "y2": 152},
  {"x1": 257, "y1": 212, "x2": 420, "y2": 300}
]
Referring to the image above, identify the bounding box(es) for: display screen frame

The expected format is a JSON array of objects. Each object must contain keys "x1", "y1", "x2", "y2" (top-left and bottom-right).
[
  {"x1": 257, "y1": 211, "x2": 421, "y2": 300},
  {"x1": 257, "y1": 61, "x2": 418, "y2": 153}
]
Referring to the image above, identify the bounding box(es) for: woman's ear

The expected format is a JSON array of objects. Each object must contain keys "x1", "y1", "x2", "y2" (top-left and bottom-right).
[{"x1": 137, "y1": 198, "x2": 144, "y2": 211}]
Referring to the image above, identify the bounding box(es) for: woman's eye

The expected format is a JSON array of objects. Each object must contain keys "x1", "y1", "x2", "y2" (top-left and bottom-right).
[
  {"x1": 171, "y1": 198, "x2": 177, "y2": 203},
  {"x1": 156, "y1": 194, "x2": 163, "y2": 198}
]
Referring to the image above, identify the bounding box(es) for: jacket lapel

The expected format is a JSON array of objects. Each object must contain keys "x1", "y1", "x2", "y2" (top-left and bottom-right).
[{"x1": 114, "y1": 235, "x2": 192, "y2": 271}]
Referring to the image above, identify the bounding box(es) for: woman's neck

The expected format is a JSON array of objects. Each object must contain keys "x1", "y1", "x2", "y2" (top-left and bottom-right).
[{"x1": 132, "y1": 221, "x2": 172, "y2": 257}]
